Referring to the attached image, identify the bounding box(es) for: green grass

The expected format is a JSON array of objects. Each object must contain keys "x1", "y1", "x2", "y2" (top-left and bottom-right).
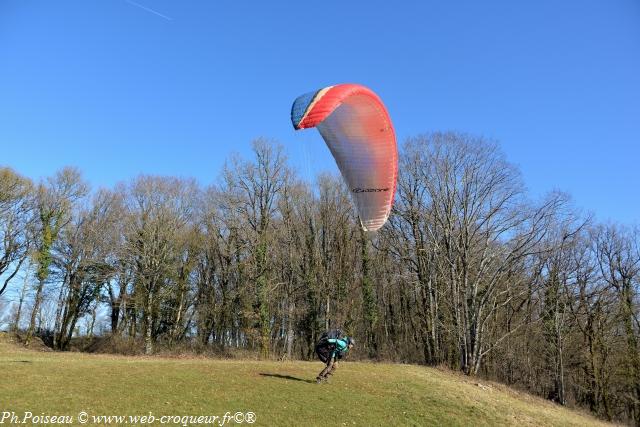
[{"x1": 1, "y1": 342, "x2": 610, "y2": 426}]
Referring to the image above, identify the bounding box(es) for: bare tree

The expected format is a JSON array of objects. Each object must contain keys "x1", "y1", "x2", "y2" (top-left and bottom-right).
[
  {"x1": 596, "y1": 225, "x2": 640, "y2": 423},
  {"x1": 221, "y1": 139, "x2": 289, "y2": 358},
  {"x1": 25, "y1": 167, "x2": 88, "y2": 346},
  {"x1": 52, "y1": 189, "x2": 122, "y2": 349},
  {"x1": 0, "y1": 167, "x2": 33, "y2": 296},
  {"x1": 392, "y1": 133, "x2": 568, "y2": 374},
  {"x1": 123, "y1": 175, "x2": 198, "y2": 354}
]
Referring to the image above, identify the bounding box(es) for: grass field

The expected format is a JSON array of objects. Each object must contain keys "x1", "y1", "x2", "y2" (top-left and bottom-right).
[{"x1": 1, "y1": 341, "x2": 611, "y2": 427}]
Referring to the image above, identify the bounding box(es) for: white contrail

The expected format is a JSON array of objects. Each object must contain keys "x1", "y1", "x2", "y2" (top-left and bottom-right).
[{"x1": 124, "y1": 0, "x2": 172, "y2": 21}]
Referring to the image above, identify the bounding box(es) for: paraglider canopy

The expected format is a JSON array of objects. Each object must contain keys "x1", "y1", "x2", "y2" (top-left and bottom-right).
[{"x1": 291, "y1": 84, "x2": 398, "y2": 232}]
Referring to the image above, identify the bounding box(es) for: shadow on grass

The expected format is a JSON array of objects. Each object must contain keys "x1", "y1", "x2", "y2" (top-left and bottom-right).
[
  {"x1": 10, "y1": 360, "x2": 32, "y2": 363},
  {"x1": 259, "y1": 373, "x2": 315, "y2": 384}
]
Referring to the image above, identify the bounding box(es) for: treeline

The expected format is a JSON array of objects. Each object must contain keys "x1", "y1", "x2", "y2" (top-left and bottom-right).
[{"x1": 1, "y1": 133, "x2": 639, "y2": 424}]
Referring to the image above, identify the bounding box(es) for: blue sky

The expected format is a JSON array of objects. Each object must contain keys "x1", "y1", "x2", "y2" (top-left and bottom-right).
[{"x1": 0, "y1": 0, "x2": 638, "y2": 224}]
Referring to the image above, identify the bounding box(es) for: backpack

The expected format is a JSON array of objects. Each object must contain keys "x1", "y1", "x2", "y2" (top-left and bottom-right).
[
  {"x1": 315, "y1": 329, "x2": 344, "y2": 363},
  {"x1": 319, "y1": 329, "x2": 343, "y2": 341}
]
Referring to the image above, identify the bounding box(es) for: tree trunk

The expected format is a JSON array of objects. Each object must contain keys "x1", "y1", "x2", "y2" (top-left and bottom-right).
[
  {"x1": 13, "y1": 273, "x2": 29, "y2": 332},
  {"x1": 144, "y1": 290, "x2": 154, "y2": 355},
  {"x1": 24, "y1": 278, "x2": 45, "y2": 346},
  {"x1": 286, "y1": 299, "x2": 295, "y2": 359}
]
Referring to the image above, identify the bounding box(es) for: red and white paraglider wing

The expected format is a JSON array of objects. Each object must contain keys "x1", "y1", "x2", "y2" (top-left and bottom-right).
[{"x1": 291, "y1": 84, "x2": 398, "y2": 231}]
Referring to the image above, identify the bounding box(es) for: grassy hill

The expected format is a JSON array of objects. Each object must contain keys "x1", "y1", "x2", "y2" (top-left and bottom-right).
[{"x1": 1, "y1": 340, "x2": 610, "y2": 426}]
